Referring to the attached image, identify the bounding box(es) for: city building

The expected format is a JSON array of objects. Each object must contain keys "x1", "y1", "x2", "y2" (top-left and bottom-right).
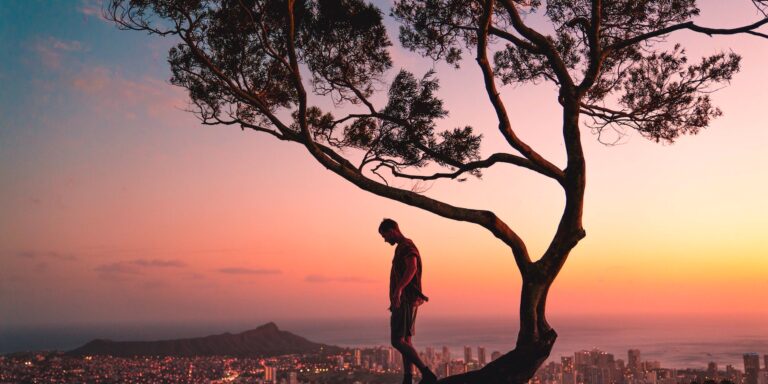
[
  {"x1": 707, "y1": 361, "x2": 718, "y2": 379},
  {"x1": 628, "y1": 349, "x2": 641, "y2": 374},
  {"x1": 442, "y1": 346, "x2": 451, "y2": 364},
  {"x1": 561, "y1": 356, "x2": 576, "y2": 384},
  {"x1": 745, "y1": 353, "x2": 761, "y2": 384},
  {"x1": 464, "y1": 346, "x2": 473, "y2": 364},
  {"x1": 264, "y1": 365, "x2": 277, "y2": 383},
  {"x1": 478, "y1": 347, "x2": 487, "y2": 366}
]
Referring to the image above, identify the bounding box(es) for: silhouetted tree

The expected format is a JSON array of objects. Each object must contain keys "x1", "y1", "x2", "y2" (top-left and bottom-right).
[{"x1": 106, "y1": 0, "x2": 768, "y2": 382}]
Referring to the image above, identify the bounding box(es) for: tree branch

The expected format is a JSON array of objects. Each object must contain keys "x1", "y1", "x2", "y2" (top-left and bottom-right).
[
  {"x1": 476, "y1": 0, "x2": 566, "y2": 184},
  {"x1": 281, "y1": 1, "x2": 533, "y2": 272},
  {"x1": 489, "y1": 26, "x2": 542, "y2": 54},
  {"x1": 608, "y1": 17, "x2": 768, "y2": 52},
  {"x1": 381, "y1": 152, "x2": 548, "y2": 181},
  {"x1": 577, "y1": 0, "x2": 604, "y2": 94},
  {"x1": 499, "y1": 0, "x2": 576, "y2": 91}
]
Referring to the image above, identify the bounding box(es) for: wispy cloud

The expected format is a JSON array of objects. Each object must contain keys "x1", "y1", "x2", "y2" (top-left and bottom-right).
[
  {"x1": 69, "y1": 66, "x2": 185, "y2": 120},
  {"x1": 304, "y1": 274, "x2": 376, "y2": 284},
  {"x1": 142, "y1": 280, "x2": 169, "y2": 290},
  {"x1": 94, "y1": 258, "x2": 187, "y2": 277},
  {"x1": 77, "y1": 0, "x2": 104, "y2": 19},
  {"x1": 131, "y1": 259, "x2": 187, "y2": 268},
  {"x1": 94, "y1": 262, "x2": 142, "y2": 275},
  {"x1": 15, "y1": 251, "x2": 78, "y2": 261},
  {"x1": 32, "y1": 36, "x2": 88, "y2": 69},
  {"x1": 218, "y1": 267, "x2": 282, "y2": 275}
]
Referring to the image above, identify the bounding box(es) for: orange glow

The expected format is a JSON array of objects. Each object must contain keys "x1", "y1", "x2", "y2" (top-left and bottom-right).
[{"x1": 1, "y1": 0, "x2": 767, "y2": 328}]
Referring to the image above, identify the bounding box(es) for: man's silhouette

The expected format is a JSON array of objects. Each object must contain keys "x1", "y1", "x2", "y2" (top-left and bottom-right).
[{"x1": 379, "y1": 218, "x2": 437, "y2": 384}]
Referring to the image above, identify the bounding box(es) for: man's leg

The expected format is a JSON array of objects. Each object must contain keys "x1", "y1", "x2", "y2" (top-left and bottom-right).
[
  {"x1": 392, "y1": 336, "x2": 436, "y2": 383},
  {"x1": 392, "y1": 304, "x2": 436, "y2": 384},
  {"x1": 392, "y1": 304, "x2": 415, "y2": 384},
  {"x1": 402, "y1": 338, "x2": 414, "y2": 383}
]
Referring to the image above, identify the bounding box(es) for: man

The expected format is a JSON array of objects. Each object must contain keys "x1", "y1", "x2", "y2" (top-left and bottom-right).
[{"x1": 379, "y1": 218, "x2": 438, "y2": 384}]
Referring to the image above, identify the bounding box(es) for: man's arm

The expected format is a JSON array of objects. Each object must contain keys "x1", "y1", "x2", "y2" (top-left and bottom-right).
[{"x1": 392, "y1": 256, "x2": 417, "y2": 309}]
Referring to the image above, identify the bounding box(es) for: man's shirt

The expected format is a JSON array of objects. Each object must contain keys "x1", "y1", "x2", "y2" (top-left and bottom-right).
[{"x1": 389, "y1": 238, "x2": 428, "y2": 305}]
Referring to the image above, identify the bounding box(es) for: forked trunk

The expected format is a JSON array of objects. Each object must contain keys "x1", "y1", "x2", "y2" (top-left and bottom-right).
[{"x1": 436, "y1": 278, "x2": 556, "y2": 384}]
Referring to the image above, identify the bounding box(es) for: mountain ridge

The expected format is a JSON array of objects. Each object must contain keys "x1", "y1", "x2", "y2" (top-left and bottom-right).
[{"x1": 68, "y1": 322, "x2": 340, "y2": 357}]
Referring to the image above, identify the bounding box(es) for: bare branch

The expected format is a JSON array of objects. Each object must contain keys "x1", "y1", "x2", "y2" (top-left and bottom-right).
[
  {"x1": 477, "y1": 0, "x2": 566, "y2": 184},
  {"x1": 608, "y1": 17, "x2": 768, "y2": 53},
  {"x1": 381, "y1": 152, "x2": 547, "y2": 181},
  {"x1": 489, "y1": 26, "x2": 542, "y2": 54},
  {"x1": 576, "y1": 0, "x2": 603, "y2": 94}
]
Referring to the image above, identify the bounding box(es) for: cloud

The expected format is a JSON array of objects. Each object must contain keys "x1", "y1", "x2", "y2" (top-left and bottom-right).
[
  {"x1": 304, "y1": 274, "x2": 376, "y2": 284},
  {"x1": 95, "y1": 262, "x2": 142, "y2": 275},
  {"x1": 15, "y1": 251, "x2": 77, "y2": 261},
  {"x1": 218, "y1": 267, "x2": 282, "y2": 275},
  {"x1": 78, "y1": 0, "x2": 105, "y2": 19},
  {"x1": 69, "y1": 66, "x2": 185, "y2": 121},
  {"x1": 34, "y1": 262, "x2": 49, "y2": 272},
  {"x1": 142, "y1": 280, "x2": 169, "y2": 290},
  {"x1": 131, "y1": 259, "x2": 187, "y2": 268},
  {"x1": 32, "y1": 37, "x2": 88, "y2": 69},
  {"x1": 94, "y1": 258, "x2": 187, "y2": 276}
]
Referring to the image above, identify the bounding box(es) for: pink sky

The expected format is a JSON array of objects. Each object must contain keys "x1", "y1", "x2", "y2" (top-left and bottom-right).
[{"x1": 1, "y1": 1, "x2": 767, "y2": 328}]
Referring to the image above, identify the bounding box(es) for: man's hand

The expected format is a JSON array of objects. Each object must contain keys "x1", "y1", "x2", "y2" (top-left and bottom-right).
[
  {"x1": 391, "y1": 256, "x2": 417, "y2": 310},
  {"x1": 391, "y1": 289, "x2": 403, "y2": 309}
]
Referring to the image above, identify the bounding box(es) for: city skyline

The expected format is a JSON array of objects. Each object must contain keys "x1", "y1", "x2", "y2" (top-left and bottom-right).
[
  {"x1": 2, "y1": 0, "x2": 768, "y2": 334},
  {"x1": 4, "y1": 344, "x2": 768, "y2": 383}
]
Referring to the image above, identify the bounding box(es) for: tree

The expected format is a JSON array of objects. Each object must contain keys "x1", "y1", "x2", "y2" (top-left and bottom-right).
[{"x1": 106, "y1": 0, "x2": 768, "y2": 382}]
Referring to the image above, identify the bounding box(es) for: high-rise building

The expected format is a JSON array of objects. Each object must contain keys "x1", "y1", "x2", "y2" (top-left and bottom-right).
[
  {"x1": 450, "y1": 360, "x2": 467, "y2": 376},
  {"x1": 353, "y1": 348, "x2": 361, "y2": 367},
  {"x1": 644, "y1": 370, "x2": 658, "y2": 384},
  {"x1": 745, "y1": 353, "x2": 761, "y2": 384},
  {"x1": 644, "y1": 361, "x2": 661, "y2": 371},
  {"x1": 576, "y1": 350, "x2": 592, "y2": 366},
  {"x1": 442, "y1": 346, "x2": 451, "y2": 363},
  {"x1": 562, "y1": 356, "x2": 576, "y2": 384},
  {"x1": 765, "y1": 355, "x2": 768, "y2": 371},
  {"x1": 264, "y1": 366, "x2": 277, "y2": 383},
  {"x1": 464, "y1": 346, "x2": 473, "y2": 363},
  {"x1": 628, "y1": 349, "x2": 641, "y2": 373},
  {"x1": 726, "y1": 364, "x2": 743, "y2": 384},
  {"x1": 426, "y1": 347, "x2": 435, "y2": 363},
  {"x1": 288, "y1": 371, "x2": 299, "y2": 384},
  {"x1": 478, "y1": 347, "x2": 487, "y2": 366},
  {"x1": 707, "y1": 362, "x2": 718, "y2": 379}
]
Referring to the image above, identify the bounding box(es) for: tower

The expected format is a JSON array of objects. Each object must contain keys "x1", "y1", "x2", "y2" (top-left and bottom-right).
[
  {"x1": 628, "y1": 349, "x2": 641, "y2": 374},
  {"x1": 562, "y1": 356, "x2": 576, "y2": 384},
  {"x1": 464, "y1": 346, "x2": 473, "y2": 364},
  {"x1": 745, "y1": 353, "x2": 761, "y2": 384}
]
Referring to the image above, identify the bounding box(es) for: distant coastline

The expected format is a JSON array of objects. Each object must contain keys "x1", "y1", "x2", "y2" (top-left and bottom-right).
[{"x1": 3, "y1": 315, "x2": 767, "y2": 369}]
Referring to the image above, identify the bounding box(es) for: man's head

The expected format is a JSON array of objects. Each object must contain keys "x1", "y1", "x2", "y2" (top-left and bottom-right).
[{"x1": 378, "y1": 218, "x2": 402, "y2": 245}]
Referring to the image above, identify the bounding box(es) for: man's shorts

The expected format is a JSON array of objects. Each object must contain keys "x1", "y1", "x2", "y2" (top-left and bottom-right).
[{"x1": 390, "y1": 302, "x2": 418, "y2": 338}]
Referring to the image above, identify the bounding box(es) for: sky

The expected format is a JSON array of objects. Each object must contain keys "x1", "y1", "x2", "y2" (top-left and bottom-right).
[{"x1": 1, "y1": 0, "x2": 767, "y2": 334}]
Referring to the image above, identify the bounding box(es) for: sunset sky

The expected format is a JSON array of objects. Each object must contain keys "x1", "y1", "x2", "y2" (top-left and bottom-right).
[{"x1": 1, "y1": 0, "x2": 767, "y2": 332}]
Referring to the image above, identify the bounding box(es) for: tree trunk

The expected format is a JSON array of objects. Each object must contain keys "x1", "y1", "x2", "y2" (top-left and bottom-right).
[{"x1": 436, "y1": 275, "x2": 558, "y2": 383}]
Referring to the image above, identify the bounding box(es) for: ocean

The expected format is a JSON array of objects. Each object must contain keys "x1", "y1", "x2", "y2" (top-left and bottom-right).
[{"x1": 2, "y1": 315, "x2": 767, "y2": 370}]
